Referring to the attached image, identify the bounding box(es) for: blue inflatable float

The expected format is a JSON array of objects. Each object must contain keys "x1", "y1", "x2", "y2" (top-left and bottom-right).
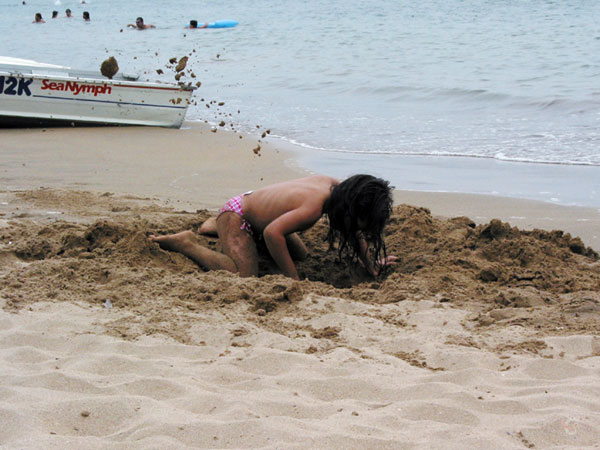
[{"x1": 205, "y1": 20, "x2": 238, "y2": 28}]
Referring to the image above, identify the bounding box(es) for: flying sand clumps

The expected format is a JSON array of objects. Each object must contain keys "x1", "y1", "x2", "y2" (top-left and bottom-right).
[
  {"x1": 174, "y1": 56, "x2": 189, "y2": 81},
  {"x1": 175, "y1": 56, "x2": 188, "y2": 73},
  {"x1": 157, "y1": 53, "x2": 267, "y2": 153},
  {"x1": 100, "y1": 56, "x2": 119, "y2": 79}
]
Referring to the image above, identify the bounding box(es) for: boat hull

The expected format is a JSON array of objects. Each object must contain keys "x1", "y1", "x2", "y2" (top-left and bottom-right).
[{"x1": 0, "y1": 63, "x2": 193, "y2": 128}]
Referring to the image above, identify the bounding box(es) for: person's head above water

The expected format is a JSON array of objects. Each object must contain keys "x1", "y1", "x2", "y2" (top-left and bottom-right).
[
  {"x1": 189, "y1": 20, "x2": 198, "y2": 28},
  {"x1": 131, "y1": 16, "x2": 155, "y2": 29},
  {"x1": 127, "y1": 16, "x2": 154, "y2": 29},
  {"x1": 324, "y1": 174, "x2": 393, "y2": 267}
]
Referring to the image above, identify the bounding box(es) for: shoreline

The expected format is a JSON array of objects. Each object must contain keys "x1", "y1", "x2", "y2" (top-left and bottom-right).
[
  {"x1": 1, "y1": 123, "x2": 598, "y2": 250},
  {"x1": 264, "y1": 134, "x2": 600, "y2": 251},
  {"x1": 282, "y1": 142, "x2": 600, "y2": 208}
]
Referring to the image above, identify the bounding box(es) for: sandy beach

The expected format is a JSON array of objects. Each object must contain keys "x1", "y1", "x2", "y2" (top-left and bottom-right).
[{"x1": 1, "y1": 125, "x2": 600, "y2": 449}]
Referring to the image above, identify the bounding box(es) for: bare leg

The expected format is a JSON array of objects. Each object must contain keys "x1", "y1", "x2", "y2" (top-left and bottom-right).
[
  {"x1": 150, "y1": 212, "x2": 259, "y2": 277},
  {"x1": 198, "y1": 217, "x2": 218, "y2": 236},
  {"x1": 216, "y1": 213, "x2": 259, "y2": 277},
  {"x1": 148, "y1": 230, "x2": 237, "y2": 272},
  {"x1": 286, "y1": 233, "x2": 308, "y2": 261}
]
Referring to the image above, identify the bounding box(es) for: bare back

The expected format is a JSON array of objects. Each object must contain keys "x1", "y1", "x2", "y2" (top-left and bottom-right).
[{"x1": 242, "y1": 175, "x2": 338, "y2": 234}]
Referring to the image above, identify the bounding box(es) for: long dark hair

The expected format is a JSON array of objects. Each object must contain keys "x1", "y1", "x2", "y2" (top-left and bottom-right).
[{"x1": 323, "y1": 174, "x2": 393, "y2": 272}]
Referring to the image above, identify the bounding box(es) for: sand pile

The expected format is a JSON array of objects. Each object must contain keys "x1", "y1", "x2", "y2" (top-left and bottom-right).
[{"x1": 2, "y1": 188, "x2": 599, "y2": 344}]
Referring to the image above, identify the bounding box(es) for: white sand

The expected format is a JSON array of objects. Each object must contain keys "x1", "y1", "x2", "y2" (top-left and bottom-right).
[{"x1": 2, "y1": 297, "x2": 599, "y2": 449}]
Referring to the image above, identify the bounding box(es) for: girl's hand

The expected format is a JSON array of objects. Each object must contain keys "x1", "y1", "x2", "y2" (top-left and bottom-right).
[{"x1": 371, "y1": 255, "x2": 398, "y2": 276}]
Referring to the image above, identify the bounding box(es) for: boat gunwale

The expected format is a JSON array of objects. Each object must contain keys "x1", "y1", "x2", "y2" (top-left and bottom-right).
[{"x1": 0, "y1": 67, "x2": 195, "y2": 92}]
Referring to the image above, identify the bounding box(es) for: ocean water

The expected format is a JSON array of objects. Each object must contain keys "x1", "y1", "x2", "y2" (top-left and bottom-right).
[{"x1": 2, "y1": 0, "x2": 599, "y2": 205}]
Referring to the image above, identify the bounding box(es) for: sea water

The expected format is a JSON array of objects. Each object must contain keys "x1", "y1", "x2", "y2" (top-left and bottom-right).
[{"x1": 2, "y1": 0, "x2": 599, "y2": 206}]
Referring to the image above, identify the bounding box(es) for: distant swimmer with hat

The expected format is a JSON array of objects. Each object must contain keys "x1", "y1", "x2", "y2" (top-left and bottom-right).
[{"x1": 127, "y1": 17, "x2": 155, "y2": 30}]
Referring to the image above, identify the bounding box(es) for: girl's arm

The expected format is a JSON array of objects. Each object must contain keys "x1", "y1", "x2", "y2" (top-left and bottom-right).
[
  {"x1": 357, "y1": 234, "x2": 377, "y2": 277},
  {"x1": 263, "y1": 207, "x2": 321, "y2": 280}
]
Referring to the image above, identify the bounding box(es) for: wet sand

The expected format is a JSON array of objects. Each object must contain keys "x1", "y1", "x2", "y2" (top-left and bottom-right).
[
  {"x1": 1, "y1": 125, "x2": 599, "y2": 448},
  {"x1": 2, "y1": 124, "x2": 598, "y2": 250}
]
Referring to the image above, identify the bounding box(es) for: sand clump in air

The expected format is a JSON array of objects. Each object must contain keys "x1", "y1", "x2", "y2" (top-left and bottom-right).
[
  {"x1": 174, "y1": 56, "x2": 188, "y2": 73},
  {"x1": 100, "y1": 56, "x2": 119, "y2": 79}
]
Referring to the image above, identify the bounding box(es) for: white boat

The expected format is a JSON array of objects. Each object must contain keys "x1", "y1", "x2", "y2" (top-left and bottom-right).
[{"x1": 0, "y1": 57, "x2": 194, "y2": 128}]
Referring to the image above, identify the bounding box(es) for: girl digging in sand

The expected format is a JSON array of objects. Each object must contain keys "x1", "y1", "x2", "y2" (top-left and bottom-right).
[{"x1": 148, "y1": 174, "x2": 396, "y2": 280}]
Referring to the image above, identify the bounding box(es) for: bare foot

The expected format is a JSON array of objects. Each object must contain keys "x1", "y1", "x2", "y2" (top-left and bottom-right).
[
  {"x1": 198, "y1": 217, "x2": 218, "y2": 236},
  {"x1": 148, "y1": 230, "x2": 197, "y2": 252}
]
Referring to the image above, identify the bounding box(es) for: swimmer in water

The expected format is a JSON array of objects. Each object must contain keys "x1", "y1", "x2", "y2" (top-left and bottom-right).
[{"x1": 127, "y1": 17, "x2": 155, "y2": 30}]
